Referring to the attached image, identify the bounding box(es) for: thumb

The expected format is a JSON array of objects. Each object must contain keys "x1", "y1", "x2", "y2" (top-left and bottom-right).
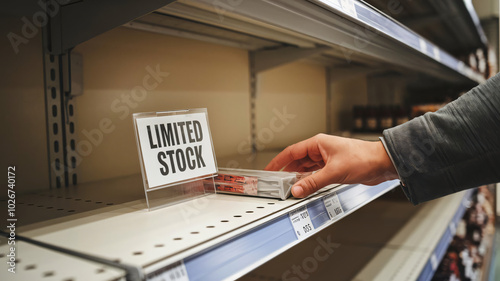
[{"x1": 292, "y1": 169, "x2": 333, "y2": 198}]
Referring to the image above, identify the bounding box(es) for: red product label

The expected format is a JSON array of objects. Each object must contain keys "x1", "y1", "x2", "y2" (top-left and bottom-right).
[{"x1": 209, "y1": 173, "x2": 258, "y2": 195}]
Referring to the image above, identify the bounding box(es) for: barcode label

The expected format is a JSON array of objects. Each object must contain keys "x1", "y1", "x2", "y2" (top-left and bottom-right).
[
  {"x1": 457, "y1": 61, "x2": 465, "y2": 73},
  {"x1": 324, "y1": 192, "x2": 344, "y2": 220},
  {"x1": 430, "y1": 254, "x2": 438, "y2": 270},
  {"x1": 340, "y1": 0, "x2": 357, "y2": 19},
  {"x1": 419, "y1": 38, "x2": 426, "y2": 54},
  {"x1": 289, "y1": 206, "x2": 315, "y2": 240},
  {"x1": 449, "y1": 222, "x2": 456, "y2": 235},
  {"x1": 433, "y1": 46, "x2": 441, "y2": 61},
  {"x1": 148, "y1": 261, "x2": 189, "y2": 281}
]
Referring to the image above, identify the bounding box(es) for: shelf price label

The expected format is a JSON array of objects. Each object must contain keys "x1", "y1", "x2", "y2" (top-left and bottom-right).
[
  {"x1": 449, "y1": 222, "x2": 457, "y2": 235},
  {"x1": 149, "y1": 260, "x2": 190, "y2": 281},
  {"x1": 323, "y1": 192, "x2": 344, "y2": 220},
  {"x1": 419, "y1": 38, "x2": 427, "y2": 54},
  {"x1": 289, "y1": 206, "x2": 315, "y2": 240},
  {"x1": 430, "y1": 254, "x2": 439, "y2": 270},
  {"x1": 433, "y1": 46, "x2": 441, "y2": 62},
  {"x1": 340, "y1": 0, "x2": 357, "y2": 19},
  {"x1": 457, "y1": 61, "x2": 465, "y2": 73}
]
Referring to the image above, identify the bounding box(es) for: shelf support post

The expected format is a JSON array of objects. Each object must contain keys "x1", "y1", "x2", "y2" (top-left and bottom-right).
[
  {"x1": 252, "y1": 46, "x2": 330, "y2": 73},
  {"x1": 248, "y1": 45, "x2": 330, "y2": 153},
  {"x1": 42, "y1": 19, "x2": 80, "y2": 188}
]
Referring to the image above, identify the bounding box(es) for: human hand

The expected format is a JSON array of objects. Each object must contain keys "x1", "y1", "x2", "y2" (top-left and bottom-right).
[{"x1": 265, "y1": 134, "x2": 398, "y2": 198}]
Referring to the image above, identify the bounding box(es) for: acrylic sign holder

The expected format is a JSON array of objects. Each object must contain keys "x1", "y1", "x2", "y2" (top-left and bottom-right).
[{"x1": 133, "y1": 108, "x2": 218, "y2": 211}]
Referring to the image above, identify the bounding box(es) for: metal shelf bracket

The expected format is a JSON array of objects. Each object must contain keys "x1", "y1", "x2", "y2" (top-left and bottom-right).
[
  {"x1": 252, "y1": 46, "x2": 330, "y2": 73},
  {"x1": 43, "y1": 28, "x2": 80, "y2": 188}
]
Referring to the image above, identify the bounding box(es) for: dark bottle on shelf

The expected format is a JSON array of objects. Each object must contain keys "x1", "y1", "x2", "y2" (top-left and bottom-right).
[
  {"x1": 395, "y1": 106, "x2": 409, "y2": 126},
  {"x1": 352, "y1": 106, "x2": 365, "y2": 132},
  {"x1": 365, "y1": 106, "x2": 378, "y2": 133},
  {"x1": 379, "y1": 105, "x2": 394, "y2": 131}
]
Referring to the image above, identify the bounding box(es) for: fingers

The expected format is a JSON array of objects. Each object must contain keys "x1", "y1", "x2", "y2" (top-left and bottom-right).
[
  {"x1": 264, "y1": 143, "x2": 305, "y2": 171},
  {"x1": 283, "y1": 157, "x2": 323, "y2": 172},
  {"x1": 291, "y1": 168, "x2": 334, "y2": 198},
  {"x1": 265, "y1": 136, "x2": 322, "y2": 171},
  {"x1": 298, "y1": 164, "x2": 324, "y2": 172}
]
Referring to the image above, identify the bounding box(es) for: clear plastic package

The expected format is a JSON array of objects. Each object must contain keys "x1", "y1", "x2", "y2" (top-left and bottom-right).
[{"x1": 206, "y1": 168, "x2": 309, "y2": 200}]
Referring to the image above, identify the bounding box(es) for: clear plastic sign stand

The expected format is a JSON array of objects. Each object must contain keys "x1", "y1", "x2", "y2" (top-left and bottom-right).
[{"x1": 133, "y1": 108, "x2": 218, "y2": 211}]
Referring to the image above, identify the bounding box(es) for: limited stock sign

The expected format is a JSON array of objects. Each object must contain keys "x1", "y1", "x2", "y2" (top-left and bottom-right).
[{"x1": 134, "y1": 109, "x2": 217, "y2": 189}]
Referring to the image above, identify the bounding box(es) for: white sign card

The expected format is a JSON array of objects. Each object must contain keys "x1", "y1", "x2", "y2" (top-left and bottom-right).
[{"x1": 134, "y1": 109, "x2": 217, "y2": 190}]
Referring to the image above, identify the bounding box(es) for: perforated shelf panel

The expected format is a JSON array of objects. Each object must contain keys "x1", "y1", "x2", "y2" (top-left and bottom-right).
[
  {"x1": 0, "y1": 175, "x2": 144, "y2": 231},
  {"x1": 0, "y1": 241, "x2": 126, "y2": 281},
  {"x1": 15, "y1": 176, "x2": 399, "y2": 281}
]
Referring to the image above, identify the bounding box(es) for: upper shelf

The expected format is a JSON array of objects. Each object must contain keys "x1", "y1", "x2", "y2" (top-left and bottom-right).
[
  {"x1": 35, "y1": 0, "x2": 485, "y2": 84},
  {"x1": 362, "y1": 0, "x2": 488, "y2": 56},
  {"x1": 133, "y1": 0, "x2": 485, "y2": 84}
]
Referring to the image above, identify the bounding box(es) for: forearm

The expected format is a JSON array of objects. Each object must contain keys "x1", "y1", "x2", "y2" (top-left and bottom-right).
[{"x1": 383, "y1": 73, "x2": 500, "y2": 204}]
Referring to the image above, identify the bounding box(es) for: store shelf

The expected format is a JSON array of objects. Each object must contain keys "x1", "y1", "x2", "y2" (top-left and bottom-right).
[
  {"x1": 14, "y1": 0, "x2": 483, "y2": 84},
  {"x1": 13, "y1": 174, "x2": 399, "y2": 281},
  {"x1": 143, "y1": 0, "x2": 485, "y2": 84},
  {"x1": 364, "y1": 0, "x2": 488, "y2": 55},
  {"x1": 237, "y1": 189, "x2": 421, "y2": 280},
  {"x1": 0, "y1": 176, "x2": 145, "y2": 230},
  {"x1": 354, "y1": 188, "x2": 475, "y2": 281},
  {"x1": 415, "y1": 189, "x2": 473, "y2": 281},
  {"x1": 0, "y1": 241, "x2": 127, "y2": 281}
]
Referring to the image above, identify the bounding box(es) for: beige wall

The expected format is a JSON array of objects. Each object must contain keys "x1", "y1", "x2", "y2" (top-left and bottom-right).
[
  {"x1": 255, "y1": 61, "x2": 327, "y2": 150},
  {"x1": 73, "y1": 27, "x2": 328, "y2": 183},
  {"x1": 1, "y1": 22, "x2": 332, "y2": 190},
  {"x1": 472, "y1": 0, "x2": 499, "y2": 18},
  {"x1": 73, "y1": 27, "x2": 251, "y2": 183}
]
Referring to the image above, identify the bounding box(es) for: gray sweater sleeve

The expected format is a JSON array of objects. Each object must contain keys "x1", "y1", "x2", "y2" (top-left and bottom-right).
[{"x1": 382, "y1": 73, "x2": 500, "y2": 205}]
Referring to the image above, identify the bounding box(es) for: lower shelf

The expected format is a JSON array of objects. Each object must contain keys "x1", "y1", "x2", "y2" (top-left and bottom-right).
[
  {"x1": 238, "y1": 186, "x2": 496, "y2": 281},
  {"x1": 176, "y1": 180, "x2": 399, "y2": 281},
  {"x1": 354, "y1": 186, "x2": 496, "y2": 281},
  {"x1": 2, "y1": 173, "x2": 399, "y2": 281}
]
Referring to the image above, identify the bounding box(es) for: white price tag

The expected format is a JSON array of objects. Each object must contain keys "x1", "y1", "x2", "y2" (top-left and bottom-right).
[
  {"x1": 419, "y1": 38, "x2": 426, "y2": 54},
  {"x1": 323, "y1": 192, "x2": 344, "y2": 220},
  {"x1": 433, "y1": 46, "x2": 441, "y2": 61},
  {"x1": 449, "y1": 222, "x2": 456, "y2": 234},
  {"x1": 457, "y1": 61, "x2": 465, "y2": 73},
  {"x1": 340, "y1": 0, "x2": 357, "y2": 19},
  {"x1": 149, "y1": 261, "x2": 190, "y2": 281},
  {"x1": 289, "y1": 206, "x2": 315, "y2": 239},
  {"x1": 430, "y1": 254, "x2": 438, "y2": 270}
]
